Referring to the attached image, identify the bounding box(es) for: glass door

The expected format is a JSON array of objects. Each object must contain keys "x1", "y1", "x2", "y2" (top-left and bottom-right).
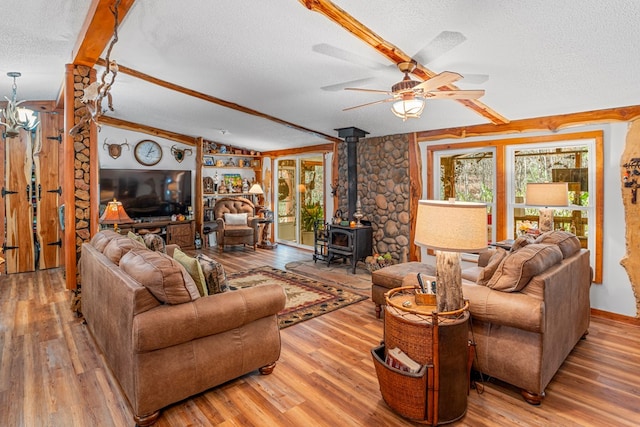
[{"x1": 276, "y1": 155, "x2": 324, "y2": 246}]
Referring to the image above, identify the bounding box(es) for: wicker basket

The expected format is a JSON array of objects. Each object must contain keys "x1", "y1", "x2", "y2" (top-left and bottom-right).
[{"x1": 371, "y1": 344, "x2": 430, "y2": 422}]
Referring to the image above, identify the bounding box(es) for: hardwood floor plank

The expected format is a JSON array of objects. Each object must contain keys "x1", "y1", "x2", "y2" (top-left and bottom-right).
[{"x1": 1, "y1": 245, "x2": 640, "y2": 426}]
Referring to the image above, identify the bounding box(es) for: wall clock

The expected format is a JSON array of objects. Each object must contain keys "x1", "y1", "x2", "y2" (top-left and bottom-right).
[{"x1": 134, "y1": 139, "x2": 162, "y2": 166}]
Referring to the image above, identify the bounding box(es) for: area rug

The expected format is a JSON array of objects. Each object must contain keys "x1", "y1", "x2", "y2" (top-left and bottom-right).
[
  {"x1": 284, "y1": 259, "x2": 372, "y2": 293},
  {"x1": 227, "y1": 266, "x2": 367, "y2": 329}
]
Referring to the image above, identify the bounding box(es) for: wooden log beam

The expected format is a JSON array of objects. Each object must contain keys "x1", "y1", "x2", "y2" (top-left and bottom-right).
[
  {"x1": 98, "y1": 60, "x2": 342, "y2": 144},
  {"x1": 72, "y1": 0, "x2": 137, "y2": 67},
  {"x1": 298, "y1": 0, "x2": 509, "y2": 125},
  {"x1": 417, "y1": 105, "x2": 640, "y2": 141},
  {"x1": 97, "y1": 115, "x2": 198, "y2": 146}
]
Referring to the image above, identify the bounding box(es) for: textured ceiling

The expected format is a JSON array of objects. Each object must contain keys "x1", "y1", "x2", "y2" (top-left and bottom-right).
[{"x1": 2, "y1": 0, "x2": 640, "y2": 150}]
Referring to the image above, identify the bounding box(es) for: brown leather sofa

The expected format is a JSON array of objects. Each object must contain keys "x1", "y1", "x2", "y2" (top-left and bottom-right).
[
  {"x1": 80, "y1": 230, "x2": 286, "y2": 425},
  {"x1": 371, "y1": 231, "x2": 592, "y2": 404},
  {"x1": 213, "y1": 197, "x2": 260, "y2": 251}
]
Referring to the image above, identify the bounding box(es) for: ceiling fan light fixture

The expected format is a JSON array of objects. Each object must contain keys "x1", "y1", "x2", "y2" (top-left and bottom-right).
[{"x1": 391, "y1": 97, "x2": 425, "y2": 121}]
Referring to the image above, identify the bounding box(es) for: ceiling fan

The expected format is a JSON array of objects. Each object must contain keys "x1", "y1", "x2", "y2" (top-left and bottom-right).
[{"x1": 343, "y1": 61, "x2": 485, "y2": 120}]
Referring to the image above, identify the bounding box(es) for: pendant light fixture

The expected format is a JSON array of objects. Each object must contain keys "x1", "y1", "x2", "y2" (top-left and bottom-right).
[{"x1": 1, "y1": 72, "x2": 39, "y2": 137}]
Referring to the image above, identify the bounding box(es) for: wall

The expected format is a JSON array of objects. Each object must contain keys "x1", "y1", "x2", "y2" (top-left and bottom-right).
[{"x1": 420, "y1": 122, "x2": 637, "y2": 318}]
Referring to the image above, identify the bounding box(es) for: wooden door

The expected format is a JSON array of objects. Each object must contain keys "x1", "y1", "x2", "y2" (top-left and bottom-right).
[
  {"x1": 33, "y1": 113, "x2": 62, "y2": 269},
  {"x1": 4, "y1": 129, "x2": 35, "y2": 273}
]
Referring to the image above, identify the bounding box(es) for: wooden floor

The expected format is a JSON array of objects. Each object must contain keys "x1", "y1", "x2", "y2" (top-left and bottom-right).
[{"x1": 1, "y1": 244, "x2": 639, "y2": 426}]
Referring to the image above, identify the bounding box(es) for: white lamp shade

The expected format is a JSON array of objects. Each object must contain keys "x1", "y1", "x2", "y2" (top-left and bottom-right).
[
  {"x1": 526, "y1": 182, "x2": 568, "y2": 207},
  {"x1": 415, "y1": 199, "x2": 487, "y2": 253},
  {"x1": 391, "y1": 98, "x2": 425, "y2": 120},
  {"x1": 248, "y1": 183, "x2": 264, "y2": 195}
]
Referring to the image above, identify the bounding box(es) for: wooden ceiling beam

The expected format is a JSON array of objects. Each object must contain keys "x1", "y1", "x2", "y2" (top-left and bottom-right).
[
  {"x1": 98, "y1": 59, "x2": 342, "y2": 144},
  {"x1": 98, "y1": 115, "x2": 198, "y2": 146},
  {"x1": 72, "y1": 0, "x2": 137, "y2": 67},
  {"x1": 416, "y1": 105, "x2": 640, "y2": 141},
  {"x1": 299, "y1": 0, "x2": 509, "y2": 125}
]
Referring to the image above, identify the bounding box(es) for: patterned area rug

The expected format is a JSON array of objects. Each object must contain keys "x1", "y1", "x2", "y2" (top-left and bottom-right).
[{"x1": 227, "y1": 266, "x2": 367, "y2": 328}]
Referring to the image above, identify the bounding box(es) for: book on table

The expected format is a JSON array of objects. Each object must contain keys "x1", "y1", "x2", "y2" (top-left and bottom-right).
[{"x1": 385, "y1": 347, "x2": 421, "y2": 373}]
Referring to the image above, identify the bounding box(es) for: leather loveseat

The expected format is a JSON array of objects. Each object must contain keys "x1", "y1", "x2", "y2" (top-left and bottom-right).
[
  {"x1": 371, "y1": 231, "x2": 592, "y2": 404},
  {"x1": 80, "y1": 230, "x2": 286, "y2": 425},
  {"x1": 213, "y1": 197, "x2": 260, "y2": 251}
]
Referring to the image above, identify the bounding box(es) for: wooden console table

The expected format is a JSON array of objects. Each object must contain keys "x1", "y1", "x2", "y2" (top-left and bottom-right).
[{"x1": 117, "y1": 219, "x2": 195, "y2": 249}]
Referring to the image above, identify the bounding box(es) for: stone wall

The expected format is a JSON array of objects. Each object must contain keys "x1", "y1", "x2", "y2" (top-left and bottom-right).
[
  {"x1": 71, "y1": 65, "x2": 92, "y2": 276},
  {"x1": 337, "y1": 133, "x2": 411, "y2": 263}
]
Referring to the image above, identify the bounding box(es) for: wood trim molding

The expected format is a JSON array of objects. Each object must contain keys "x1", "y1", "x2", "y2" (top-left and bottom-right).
[
  {"x1": 263, "y1": 143, "x2": 335, "y2": 157},
  {"x1": 591, "y1": 308, "x2": 640, "y2": 326},
  {"x1": 298, "y1": 0, "x2": 508, "y2": 125},
  {"x1": 417, "y1": 105, "x2": 640, "y2": 141},
  {"x1": 408, "y1": 132, "x2": 421, "y2": 261}
]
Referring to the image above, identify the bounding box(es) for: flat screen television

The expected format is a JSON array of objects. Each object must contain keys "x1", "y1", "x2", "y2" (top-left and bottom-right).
[{"x1": 99, "y1": 169, "x2": 192, "y2": 220}]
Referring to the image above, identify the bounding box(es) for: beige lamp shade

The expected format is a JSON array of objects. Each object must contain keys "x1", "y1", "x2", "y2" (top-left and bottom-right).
[
  {"x1": 526, "y1": 182, "x2": 569, "y2": 207},
  {"x1": 99, "y1": 199, "x2": 134, "y2": 225},
  {"x1": 415, "y1": 199, "x2": 488, "y2": 253},
  {"x1": 248, "y1": 183, "x2": 264, "y2": 195}
]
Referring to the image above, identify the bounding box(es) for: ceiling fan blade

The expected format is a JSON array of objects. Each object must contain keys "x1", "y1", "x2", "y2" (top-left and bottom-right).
[
  {"x1": 321, "y1": 77, "x2": 376, "y2": 92},
  {"x1": 345, "y1": 87, "x2": 394, "y2": 95},
  {"x1": 343, "y1": 97, "x2": 395, "y2": 111},
  {"x1": 425, "y1": 89, "x2": 485, "y2": 99},
  {"x1": 412, "y1": 31, "x2": 467, "y2": 65},
  {"x1": 312, "y1": 43, "x2": 387, "y2": 70},
  {"x1": 414, "y1": 71, "x2": 463, "y2": 92}
]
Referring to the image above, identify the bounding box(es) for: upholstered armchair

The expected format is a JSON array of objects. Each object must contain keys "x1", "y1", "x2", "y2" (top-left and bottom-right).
[{"x1": 213, "y1": 197, "x2": 260, "y2": 252}]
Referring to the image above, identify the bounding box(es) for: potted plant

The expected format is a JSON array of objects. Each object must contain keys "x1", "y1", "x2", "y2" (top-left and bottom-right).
[{"x1": 301, "y1": 202, "x2": 324, "y2": 245}]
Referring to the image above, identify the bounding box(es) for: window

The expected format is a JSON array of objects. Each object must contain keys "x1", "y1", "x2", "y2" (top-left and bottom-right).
[{"x1": 425, "y1": 131, "x2": 603, "y2": 282}]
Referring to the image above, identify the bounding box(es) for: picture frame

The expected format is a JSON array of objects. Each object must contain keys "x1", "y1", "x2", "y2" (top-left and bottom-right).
[
  {"x1": 223, "y1": 173, "x2": 242, "y2": 188},
  {"x1": 204, "y1": 156, "x2": 214, "y2": 166}
]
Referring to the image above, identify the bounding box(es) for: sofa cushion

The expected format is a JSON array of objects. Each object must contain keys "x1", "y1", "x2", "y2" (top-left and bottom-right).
[
  {"x1": 476, "y1": 247, "x2": 508, "y2": 286},
  {"x1": 127, "y1": 231, "x2": 145, "y2": 246},
  {"x1": 90, "y1": 230, "x2": 122, "y2": 252},
  {"x1": 535, "y1": 230, "x2": 581, "y2": 258},
  {"x1": 224, "y1": 212, "x2": 248, "y2": 225},
  {"x1": 196, "y1": 253, "x2": 229, "y2": 294},
  {"x1": 143, "y1": 233, "x2": 166, "y2": 253},
  {"x1": 223, "y1": 224, "x2": 254, "y2": 237},
  {"x1": 487, "y1": 243, "x2": 563, "y2": 292},
  {"x1": 510, "y1": 234, "x2": 535, "y2": 252},
  {"x1": 119, "y1": 248, "x2": 200, "y2": 304},
  {"x1": 173, "y1": 248, "x2": 208, "y2": 297},
  {"x1": 103, "y1": 236, "x2": 146, "y2": 265}
]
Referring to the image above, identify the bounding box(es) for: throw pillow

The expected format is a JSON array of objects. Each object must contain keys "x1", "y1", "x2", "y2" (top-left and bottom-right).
[
  {"x1": 120, "y1": 248, "x2": 200, "y2": 304},
  {"x1": 103, "y1": 236, "x2": 146, "y2": 265},
  {"x1": 90, "y1": 230, "x2": 121, "y2": 252},
  {"x1": 173, "y1": 248, "x2": 208, "y2": 297},
  {"x1": 487, "y1": 243, "x2": 563, "y2": 292},
  {"x1": 127, "y1": 231, "x2": 145, "y2": 246},
  {"x1": 224, "y1": 213, "x2": 248, "y2": 226},
  {"x1": 535, "y1": 230, "x2": 581, "y2": 258},
  {"x1": 143, "y1": 233, "x2": 166, "y2": 253},
  {"x1": 510, "y1": 234, "x2": 535, "y2": 252},
  {"x1": 476, "y1": 247, "x2": 508, "y2": 286},
  {"x1": 196, "y1": 253, "x2": 229, "y2": 294}
]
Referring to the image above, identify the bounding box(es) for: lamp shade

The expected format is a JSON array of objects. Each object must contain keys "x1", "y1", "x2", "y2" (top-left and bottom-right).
[
  {"x1": 99, "y1": 199, "x2": 134, "y2": 225},
  {"x1": 415, "y1": 199, "x2": 487, "y2": 253},
  {"x1": 248, "y1": 183, "x2": 264, "y2": 195},
  {"x1": 391, "y1": 97, "x2": 425, "y2": 121},
  {"x1": 526, "y1": 182, "x2": 569, "y2": 207}
]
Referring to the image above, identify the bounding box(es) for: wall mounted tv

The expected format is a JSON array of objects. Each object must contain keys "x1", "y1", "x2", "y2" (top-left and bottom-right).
[{"x1": 99, "y1": 169, "x2": 192, "y2": 220}]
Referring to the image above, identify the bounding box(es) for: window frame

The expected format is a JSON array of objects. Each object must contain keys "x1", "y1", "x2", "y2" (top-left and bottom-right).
[{"x1": 425, "y1": 130, "x2": 603, "y2": 283}]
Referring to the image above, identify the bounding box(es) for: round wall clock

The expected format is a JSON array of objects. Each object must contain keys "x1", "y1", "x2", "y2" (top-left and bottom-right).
[{"x1": 134, "y1": 139, "x2": 162, "y2": 166}]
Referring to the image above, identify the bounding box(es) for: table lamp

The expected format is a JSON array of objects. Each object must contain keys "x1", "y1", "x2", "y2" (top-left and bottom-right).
[
  {"x1": 414, "y1": 199, "x2": 487, "y2": 312},
  {"x1": 525, "y1": 182, "x2": 568, "y2": 232},
  {"x1": 248, "y1": 183, "x2": 264, "y2": 206},
  {"x1": 99, "y1": 199, "x2": 134, "y2": 232}
]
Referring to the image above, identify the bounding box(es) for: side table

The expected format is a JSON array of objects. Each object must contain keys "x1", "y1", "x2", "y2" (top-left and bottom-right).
[{"x1": 256, "y1": 213, "x2": 277, "y2": 250}]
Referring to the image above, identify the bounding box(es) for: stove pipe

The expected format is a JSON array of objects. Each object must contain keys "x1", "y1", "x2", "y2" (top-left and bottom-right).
[{"x1": 335, "y1": 127, "x2": 369, "y2": 220}]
